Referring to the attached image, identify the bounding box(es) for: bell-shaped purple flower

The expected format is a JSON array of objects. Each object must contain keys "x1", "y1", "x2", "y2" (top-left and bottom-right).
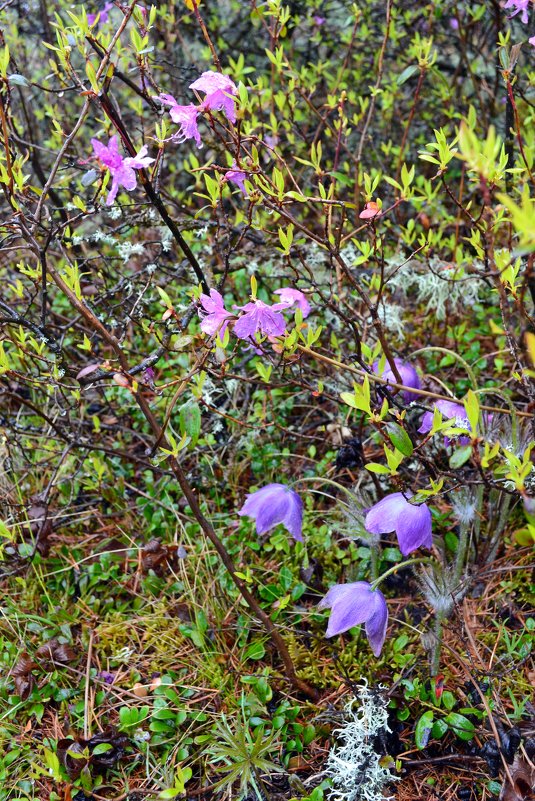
[
  {"x1": 372, "y1": 357, "x2": 420, "y2": 403},
  {"x1": 238, "y1": 483, "x2": 303, "y2": 541},
  {"x1": 418, "y1": 399, "x2": 471, "y2": 446},
  {"x1": 318, "y1": 581, "x2": 388, "y2": 656},
  {"x1": 233, "y1": 299, "x2": 287, "y2": 341},
  {"x1": 365, "y1": 492, "x2": 432, "y2": 556},
  {"x1": 274, "y1": 288, "x2": 311, "y2": 318}
]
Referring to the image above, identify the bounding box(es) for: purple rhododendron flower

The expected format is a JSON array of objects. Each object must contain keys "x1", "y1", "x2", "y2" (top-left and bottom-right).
[
  {"x1": 418, "y1": 399, "x2": 471, "y2": 445},
  {"x1": 530, "y1": 35, "x2": 535, "y2": 46},
  {"x1": 157, "y1": 95, "x2": 202, "y2": 148},
  {"x1": 91, "y1": 136, "x2": 154, "y2": 206},
  {"x1": 238, "y1": 483, "x2": 303, "y2": 541},
  {"x1": 224, "y1": 163, "x2": 247, "y2": 194},
  {"x1": 365, "y1": 492, "x2": 433, "y2": 556},
  {"x1": 504, "y1": 0, "x2": 530, "y2": 24},
  {"x1": 233, "y1": 299, "x2": 287, "y2": 340},
  {"x1": 318, "y1": 581, "x2": 388, "y2": 656},
  {"x1": 274, "y1": 287, "x2": 311, "y2": 318},
  {"x1": 372, "y1": 357, "x2": 420, "y2": 403},
  {"x1": 198, "y1": 289, "x2": 233, "y2": 337},
  {"x1": 88, "y1": 1, "x2": 113, "y2": 26},
  {"x1": 313, "y1": 15, "x2": 326, "y2": 25},
  {"x1": 189, "y1": 71, "x2": 238, "y2": 124}
]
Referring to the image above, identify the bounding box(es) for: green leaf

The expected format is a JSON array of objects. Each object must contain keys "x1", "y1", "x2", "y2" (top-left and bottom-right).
[
  {"x1": 415, "y1": 710, "x2": 434, "y2": 749},
  {"x1": 243, "y1": 641, "x2": 266, "y2": 661},
  {"x1": 431, "y1": 719, "x2": 449, "y2": 739},
  {"x1": 365, "y1": 462, "x2": 391, "y2": 475},
  {"x1": 463, "y1": 390, "x2": 479, "y2": 435},
  {"x1": 449, "y1": 445, "x2": 472, "y2": 469},
  {"x1": 397, "y1": 64, "x2": 418, "y2": 85},
  {"x1": 444, "y1": 712, "x2": 475, "y2": 740},
  {"x1": 386, "y1": 423, "x2": 414, "y2": 456},
  {"x1": 180, "y1": 401, "x2": 201, "y2": 447},
  {"x1": 92, "y1": 743, "x2": 113, "y2": 755}
]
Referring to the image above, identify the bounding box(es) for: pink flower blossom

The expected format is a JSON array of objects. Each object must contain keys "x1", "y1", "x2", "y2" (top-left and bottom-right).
[
  {"x1": 313, "y1": 15, "x2": 326, "y2": 25},
  {"x1": 189, "y1": 71, "x2": 238, "y2": 124},
  {"x1": 274, "y1": 287, "x2": 311, "y2": 318},
  {"x1": 223, "y1": 163, "x2": 247, "y2": 194},
  {"x1": 504, "y1": 0, "x2": 530, "y2": 24},
  {"x1": 157, "y1": 95, "x2": 202, "y2": 148},
  {"x1": 87, "y1": 1, "x2": 113, "y2": 26},
  {"x1": 530, "y1": 35, "x2": 535, "y2": 46},
  {"x1": 359, "y1": 201, "x2": 381, "y2": 220},
  {"x1": 91, "y1": 136, "x2": 154, "y2": 206},
  {"x1": 198, "y1": 289, "x2": 233, "y2": 337},
  {"x1": 233, "y1": 299, "x2": 287, "y2": 340}
]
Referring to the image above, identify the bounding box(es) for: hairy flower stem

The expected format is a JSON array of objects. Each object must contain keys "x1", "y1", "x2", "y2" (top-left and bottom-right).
[
  {"x1": 431, "y1": 615, "x2": 443, "y2": 676},
  {"x1": 369, "y1": 542, "x2": 379, "y2": 582},
  {"x1": 40, "y1": 254, "x2": 318, "y2": 702},
  {"x1": 453, "y1": 522, "x2": 470, "y2": 586}
]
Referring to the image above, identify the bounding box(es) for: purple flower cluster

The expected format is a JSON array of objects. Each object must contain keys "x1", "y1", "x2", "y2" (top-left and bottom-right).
[
  {"x1": 156, "y1": 71, "x2": 238, "y2": 149},
  {"x1": 236, "y1": 479, "x2": 435, "y2": 657},
  {"x1": 198, "y1": 286, "x2": 310, "y2": 342},
  {"x1": 503, "y1": 0, "x2": 535, "y2": 45}
]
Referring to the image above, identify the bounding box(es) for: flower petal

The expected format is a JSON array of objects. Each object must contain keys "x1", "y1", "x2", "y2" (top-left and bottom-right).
[
  {"x1": 320, "y1": 582, "x2": 377, "y2": 638},
  {"x1": 365, "y1": 590, "x2": 388, "y2": 656},
  {"x1": 395, "y1": 501, "x2": 433, "y2": 555},
  {"x1": 365, "y1": 492, "x2": 412, "y2": 536}
]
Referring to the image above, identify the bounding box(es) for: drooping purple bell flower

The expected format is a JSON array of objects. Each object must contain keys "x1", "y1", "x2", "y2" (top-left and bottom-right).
[
  {"x1": 238, "y1": 483, "x2": 303, "y2": 541},
  {"x1": 418, "y1": 399, "x2": 471, "y2": 446},
  {"x1": 372, "y1": 357, "x2": 420, "y2": 403},
  {"x1": 318, "y1": 581, "x2": 388, "y2": 656},
  {"x1": 365, "y1": 492, "x2": 433, "y2": 556}
]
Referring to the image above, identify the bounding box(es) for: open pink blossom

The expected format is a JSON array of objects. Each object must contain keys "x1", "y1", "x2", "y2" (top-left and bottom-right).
[
  {"x1": 274, "y1": 288, "x2": 311, "y2": 318},
  {"x1": 233, "y1": 299, "x2": 287, "y2": 340},
  {"x1": 91, "y1": 136, "x2": 154, "y2": 206},
  {"x1": 530, "y1": 35, "x2": 535, "y2": 46},
  {"x1": 189, "y1": 71, "x2": 238, "y2": 124},
  {"x1": 504, "y1": 0, "x2": 530, "y2": 24},
  {"x1": 359, "y1": 201, "x2": 381, "y2": 220},
  {"x1": 198, "y1": 289, "x2": 233, "y2": 337},
  {"x1": 223, "y1": 163, "x2": 247, "y2": 194},
  {"x1": 157, "y1": 95, "x2": 202, "y2": 148}
]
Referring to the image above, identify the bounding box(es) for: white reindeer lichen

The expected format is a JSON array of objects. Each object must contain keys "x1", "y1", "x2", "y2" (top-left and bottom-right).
[{"x1": 326, "y1": 683, "x2": 398, "y2": 801}]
